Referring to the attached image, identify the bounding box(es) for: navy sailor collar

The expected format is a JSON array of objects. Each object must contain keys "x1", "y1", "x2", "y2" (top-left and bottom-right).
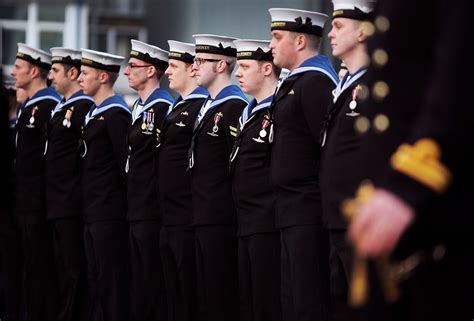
[
  {"x1": 196, "y1": 84, "x2": 248, "y2": 124},
  {"x1": 332, "y1": 67, "x2": 367, "y2": 103},
  {"x1": 85, "y1": 95, "x2": 131, "y2": 125},
  {"x1": 51, "y1": 90, "x2": 94, "y2": 118},
  {"x1": 239, "y1": 95, "x2": 272, "y2": 130},
  {"x1": 285, "y1": 55, "x2": 338, "y2": 86},
  {"x1": 167, "y1": 87, "x2": 208, "y2": 117},
  {"x1": 17, "y1": 87, "x2": 61, "y2": 125},
  {"x1": 22, "y1": 86, "x2": 61, "y2": 110},
  {"x1": 132, "y1": 87, "x2": 173, "y2": 124}
]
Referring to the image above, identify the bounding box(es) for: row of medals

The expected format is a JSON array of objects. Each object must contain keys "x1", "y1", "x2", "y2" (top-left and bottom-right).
[{"x1": 27, "y1": 106, "x2": 72, "y2": 128}]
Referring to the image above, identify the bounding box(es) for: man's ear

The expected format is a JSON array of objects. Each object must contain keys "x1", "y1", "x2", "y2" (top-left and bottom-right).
[
  {"x1": 69, "y1": 67, "x2": 79, "y2": 81},
  {"x1": 146, "y1": 65, "x2": 157, "y2": 78},
  {"x1": 30, "y1": 66, "x2": 40, "y2": 79},
  {"x1": 98, "y1": 71, "x2": 109, "y2": 84},
  {"x1": 216, "y1": 60, "x2": 228, "y2": 73},
  {"x1": 295, "y1": 34, "x2": 307, "y2": 51},
  {"x1": 263, "y1": 62, "x2": 273, "y2": 77}
]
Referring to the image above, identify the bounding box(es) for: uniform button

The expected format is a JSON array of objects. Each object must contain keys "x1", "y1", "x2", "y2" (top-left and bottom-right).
[
  {"x1": 354, "y1": 116, "x2": 370, "y2": 134},
  {"x1": 375, "y1": 16, "x2": 390, "y2": 32},
  {"x1": 360, "y1": 21, "x2": 375, "y2": 37},
  {"x1": 372, "y1": 81, "x2": 390, "y2": 101},
  {"x1": 373, "y1": 114, "x2": 390, "y2": 132},
  {"x1": 373, "y1": 49, "x2": 389, "y2": 67}
]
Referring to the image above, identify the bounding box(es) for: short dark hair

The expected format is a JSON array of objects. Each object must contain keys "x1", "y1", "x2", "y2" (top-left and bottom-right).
[
  {"x1": 290, "y1": 32, "x2": 321, "y2": 50},
  {"x1": 155, "y1": 67, "x2": 165, "y2": 81},
  {"x1": 105, "y1": 71, "x2": 119, "y2": 86}
]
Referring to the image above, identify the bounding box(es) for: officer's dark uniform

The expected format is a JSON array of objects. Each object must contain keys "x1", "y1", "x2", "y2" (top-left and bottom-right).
[
  {"x1": 15, "y1": 50, "x2": 61, "y2": 320},
  {"x1": 0, "y1": 78, "x2": 22, "y2": 321},
  {"x1": 127, "y1": 85, "x2": 172, "y2": 321},
  {"x1": 353, "y1": 1, "x2": 474, "y2": 320},
  {"x1": 46, "y1": 86, "x2": 93, "y2": 321},
  {"x1": 81, "y1": 92, "x2": 131, "y2": 321},
  {"x1": 158, "y1": 82, "x2": 207, "y2": 320},
  {"x1": 230, "y1": 94, "x2": 281, "y2": 321},
  {"x1": 188, "y1": 50, "x2": 247, "y2": 320},
  {"x1": 318, "y1": 5, "x2": 374, "y2": 320}
]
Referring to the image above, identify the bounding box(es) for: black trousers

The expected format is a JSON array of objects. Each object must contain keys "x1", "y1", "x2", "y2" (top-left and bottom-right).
[
  {"x1": 0, "y1": 212, "x2": 22, "y2": 321},
  {"x1": 238, "y1": 232, "x2": 282, "y2": 321},
  {"x1": 51, "y1": 218, "x2": 88, "y2": 321},
  {"x1": 160, "y1": 226, "x2": 197, "y2": 321},
  {"x1": 19, "y1": 217, "x2": 59, "y2": 321},
  {"x1": 195, "y1": 225, "x2": 239, "y2": 321},
  {"x1": 280, "y1": 225, "x2": 330, "y2": 321},
  {"x1": 328, "y1": 230, "x2": 357, "y2": 321},
  {"x1": 84, "y1": 221, "x2": 129, "y2": 321},
  {"x1": 129, "y1": 221, "x2": 167, "y2": 321}
]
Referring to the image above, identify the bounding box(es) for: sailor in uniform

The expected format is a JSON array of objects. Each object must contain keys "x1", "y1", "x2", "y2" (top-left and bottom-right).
[
  {"x1": 158, "y1": 40, "x2": 207, "y2": 321},
  {"x1": 123, "y1": 39, "x2": 173, "y2": 321},
  {"x1": 78, "y1": 48, "x2": 131, "y2": 321},
  {"x1": 230, "y1": 39, "x2": 282, "y2": 321},
  {"x1": 268, "y1": 8, "x2": 339, "y2": 321},
  {"x1": 318, "y1": 1, "x2": 376, "y2": 320},
  {"x1": 189, "y1": 34, "x2": 248, "y2": 321},
  {"x1": 11, "y1": 42, "x2": 61, "y2": 321},
  {"x1": 46, "y1": 47, "x2": 94, "y2": 321}
]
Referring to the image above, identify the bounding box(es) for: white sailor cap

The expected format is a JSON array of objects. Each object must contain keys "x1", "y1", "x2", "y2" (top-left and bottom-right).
[
  {"x1": 130, "y1": 39, "x2": 169, "y2": 70},
  {"x1": 332, "y1": 0, "x2": 376, "y2": 20},
  {"x1": 233, "y1": 39, "x2": 272, "y2": 61},
  {"x1": 192, "y1": 34, "x2": 237, "y2": 57},
  {"x1": 268, "y1": 8, "x2": 328, "y2": 37},
  {"x1": 80, "y1": 48, "x2": 124, "y2": 73},
  {"x1": 167, "y1": 40, "x2": 195, "y2": 64},
  {"x1": 50, "y1": 47, "x2": 82, "y2": 68},
  {"x1": 16, "y1": 43, "x2": 52, "y2": 70}
]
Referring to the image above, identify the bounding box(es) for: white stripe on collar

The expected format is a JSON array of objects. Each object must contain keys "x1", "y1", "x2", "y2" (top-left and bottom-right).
[
  {"x1": 287, "y1": 66, "x2": 338, "y2": 85},
  {"x1": 132, "y1": 98, "x2": 171, "y2": 124},
  {"x1": 197, "y1": 95, "x2": 247, "y2": 124},
  {"x1": 25, "y1": 95, "x2": 61, "y2": 108},
  {"x1": 332, "y1": 69, "x2": 367, "y2": 103},
  {"x1": 51, "y1": 95, "x2": 94, "y2": 118},
  {"x1": 85, "y1": 103, "x2": 131, "y2": 125},
  {"x1": 239, "y1": 101, "x2": 271, "y2": 130}
]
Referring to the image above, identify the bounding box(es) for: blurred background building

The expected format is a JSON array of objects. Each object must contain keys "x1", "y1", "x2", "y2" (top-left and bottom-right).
[{"x1": 1, "y1": 0, "x2": 333, "y2": 98}]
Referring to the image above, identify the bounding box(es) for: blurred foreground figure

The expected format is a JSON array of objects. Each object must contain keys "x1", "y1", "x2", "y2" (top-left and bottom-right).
[{"x1": 347, "y1": 1, "x2": 474, "y2": 320}]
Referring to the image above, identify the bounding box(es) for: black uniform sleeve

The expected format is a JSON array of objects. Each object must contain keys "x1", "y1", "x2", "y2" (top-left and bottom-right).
[
  {"x1": 376, "y1": 0, "x2": 473, "y2": 210},
  {"x1": 106, "y1": 109, "x2": 131, "y2": 178},
  {"x1": 301, "y1": 74, "x2": 335, "y2": 145}
]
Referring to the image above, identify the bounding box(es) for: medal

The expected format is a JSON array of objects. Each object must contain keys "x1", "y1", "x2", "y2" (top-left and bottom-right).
[
  {"x1": 63, "y1": 108, "x2": 73, "y2": 128},
  {"x1": 27, "y1": 106, "x2": 38, "y2": 128},
  {"x1": 208, "y1": 112, "x2": 223, "y2": 136},
  {"x1": 346, "y1": 85, "x2": 361, "y2": 117},
  {"x1": 141, "y1": 112, "x2": 147, "y2": 131},
  {"x1": 259, "y1": 117, "x2": 270, "y2": 138},
  {"x1": 146, "y1": 111, "x2": 154, "y2": 131},
  {"x1": 213, "y1": 113, "x2": 221, "y2": 132}
]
